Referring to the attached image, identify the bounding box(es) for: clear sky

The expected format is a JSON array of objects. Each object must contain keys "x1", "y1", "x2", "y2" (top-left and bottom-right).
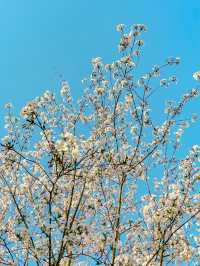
[{"x1": 0, "y1": 0, "x2": 200, "y2": 149}]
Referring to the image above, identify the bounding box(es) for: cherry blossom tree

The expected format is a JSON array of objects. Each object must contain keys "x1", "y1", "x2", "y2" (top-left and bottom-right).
[{"x1": 0, "y1": 23, "x2": 200, "y2": 265}]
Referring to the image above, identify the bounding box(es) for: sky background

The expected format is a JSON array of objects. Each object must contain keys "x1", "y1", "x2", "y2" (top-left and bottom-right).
[{"x1": 0, "y1": 0, "x2": 200, "y2": 150}]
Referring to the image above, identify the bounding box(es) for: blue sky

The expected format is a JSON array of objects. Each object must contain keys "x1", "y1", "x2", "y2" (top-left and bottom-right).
[
  {"x1": 0, "y1": 2, "x2": 199, "y2": 264},
  {"x1": 0, "y1": 0, "x2": 200, "y2": 149}
]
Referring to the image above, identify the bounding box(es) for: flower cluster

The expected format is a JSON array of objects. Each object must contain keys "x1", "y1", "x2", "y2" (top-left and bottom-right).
[{"x1": 0, "y1": 23, "x2": 199, "y2": 266}]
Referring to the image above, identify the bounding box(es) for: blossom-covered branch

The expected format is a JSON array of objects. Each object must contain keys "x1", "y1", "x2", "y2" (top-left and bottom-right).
[{"x1": 0, "y1": 23, "x2": 199, "y2": 266}]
